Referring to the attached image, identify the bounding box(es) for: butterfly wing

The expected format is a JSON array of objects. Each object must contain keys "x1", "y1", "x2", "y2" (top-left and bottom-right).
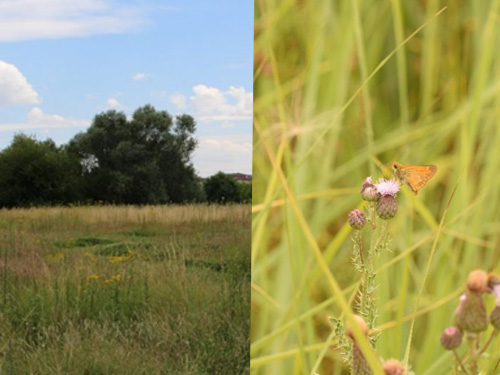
[{"x1": 402, "y1": 165, "x2": 437, "y2": 195}]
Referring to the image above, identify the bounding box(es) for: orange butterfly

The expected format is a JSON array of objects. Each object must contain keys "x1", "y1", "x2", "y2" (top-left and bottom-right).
[{"x1": 392, "y1": 162, "x2": 437, "y2": 195}]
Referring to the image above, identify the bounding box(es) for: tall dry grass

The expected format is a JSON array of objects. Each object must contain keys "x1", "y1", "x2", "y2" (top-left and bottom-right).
[{"x1": 0, "y1": 204, "x2": 250, "y2": 374}]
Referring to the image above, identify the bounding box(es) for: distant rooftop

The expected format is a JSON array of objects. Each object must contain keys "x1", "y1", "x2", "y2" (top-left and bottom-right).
[{"x1": 227, "y1": 173, "x2": 252, "y2": 183}]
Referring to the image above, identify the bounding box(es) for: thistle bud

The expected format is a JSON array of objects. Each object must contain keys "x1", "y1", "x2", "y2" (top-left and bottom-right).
[
  {"x1": 361, "y1": 177, "x2": 378, "y2": 202},
  {"x1": 349, "y1": 209, "x2": 367, "y2": 230},
  {"x1": 346, "y1": 315, "x2": 373, "y2": 375},
  {"x1": 346, "y1": 315, "x2": 370, "y2": 340},
  {"x1": 440, "y1": 326, "x2": 463, "y2": 350},
  {"x1": 490, "y1": 306, "x2": 500, "y2": 330},
  {"x1": 454, "y1": 293, "x2": 488, "y2": 333},
  {"x1": 382, "y1": 359, "x2": 405, "y2": 375},
  {"x1": 376, "y1": 195, "x2": 397, "y2": 220}
]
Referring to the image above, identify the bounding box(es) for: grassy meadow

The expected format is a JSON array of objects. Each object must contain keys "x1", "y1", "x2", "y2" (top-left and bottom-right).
[
  {"x1": 0, "y1": 204, "x2": 250, "y2": 374},
  {"x1": 253, "y1": 1, "x2": 500, "y2": 374}
]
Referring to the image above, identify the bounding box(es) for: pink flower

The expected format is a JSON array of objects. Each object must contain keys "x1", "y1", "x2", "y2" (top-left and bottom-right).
[
  {"x1": 491, "y1": 284, "x2": 500, "y2": 306},
  {"x1": 375, "y1": 179, "x2": 400, "y2": 197}
]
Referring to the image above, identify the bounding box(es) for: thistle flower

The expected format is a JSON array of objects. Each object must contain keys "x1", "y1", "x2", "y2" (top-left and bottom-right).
[
  {"x1": 346, "y1": 315, "x2": 373, "y2": 375},
  {"x1": 375, "y1": 179, "x2": 400, "y2": 197},
  {"x1": 488, "y1": 273, "x2": 500, "y2": 305},
  {"x1": 382, "y1": 359, "x2": 405, "y2": 375},
  {"x1": 375, "y1": 179, "x2": 399, "y2": 220},
  {"x1": 349, "y1": 209, "x2": 367, "y2": 230},
  {"x1": 440, "y1": 326, "x2": 463, "y2": 350},
  {"x1": 361, "y1": 177, "x2": 378, "y2": 202}
]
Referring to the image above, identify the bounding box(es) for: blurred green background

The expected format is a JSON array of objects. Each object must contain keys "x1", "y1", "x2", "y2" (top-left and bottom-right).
[{"x1": 252, "y1": 0, "x2": 500, "y2": 374}]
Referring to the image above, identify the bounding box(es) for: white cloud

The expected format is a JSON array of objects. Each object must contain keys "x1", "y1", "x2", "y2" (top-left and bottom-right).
[
  {"x1": 190, "y1": 84, "x2": 252, "y2": 122},
  {"x1": 193, "y1": 134, "x2": 252, "y2": 177},
  {"x1": 0, "y1": 107, "x2": 89, "y2": 132},
  {"x1": 0, "y1": 0, "x2": 148, "y2": 42},
  {"x1": 106, "y1": 97, "x2": 121, "y2": 109},
  {"x1": 0, "y1": 61, "x2": 40, "y2": 106},
  {"x1": 221, "y1": 121, "x2": 236, "y2": 129},
  {"x1": 132, "y1": 72, "x2": 147, "y2": 81},
  {"x1": 170, "y1": 93, "x2": 186, "y2": 109}
]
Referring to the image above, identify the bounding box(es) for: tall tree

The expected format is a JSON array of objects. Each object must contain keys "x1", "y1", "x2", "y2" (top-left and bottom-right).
[
  {"x1": 68, "y1": 105, "x2": 201, "y2": 204},
  {"x1": 0, "y1": 134, "x2": 83, "y2": 207}
]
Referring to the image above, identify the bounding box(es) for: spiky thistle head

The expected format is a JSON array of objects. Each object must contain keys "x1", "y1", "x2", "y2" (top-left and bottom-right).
[
  {"x1": 361, "y1": 177, "x2": 378, "y2": 202},
  {"x1": 349, "y1": 209, "x2": 367, "y2": 230},
  {"x1": 374, "y1": 179, "x2": 399, "y2": 220},
  {"x1": 454, "y1": 292, "x2": 488, "y2": 333}
]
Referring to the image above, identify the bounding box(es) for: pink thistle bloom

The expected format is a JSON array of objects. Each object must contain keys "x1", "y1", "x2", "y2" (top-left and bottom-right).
[
  {"x1": 491, "y1": 284, "x2": 500, "y2": 306},
  {"x1": 375, "y1": 179, "x2": 400, "y2": 197}
]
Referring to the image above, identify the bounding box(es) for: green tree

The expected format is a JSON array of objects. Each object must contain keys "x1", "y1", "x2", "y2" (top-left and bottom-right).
[
  {"x1": 68, "y1": 105, "x2": 201, "y2": 204},
  {"x1": 204, "y1": 172, "x2": 241, "y2": 204},
  {"x1": 0, "y1": 134, "x2": 83, "y2": 207},
  {"x1": 238, "y1": 182, "x2": 252, "y2": 203}
]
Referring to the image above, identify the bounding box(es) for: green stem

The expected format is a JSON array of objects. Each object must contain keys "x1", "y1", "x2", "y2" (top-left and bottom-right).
[
  {"x1": 452, "y1": 349, "x2": 469, "y2": 375},
  {"x1": 478, "y1": 329, "x2": 498, "y2": 356},
  {"x1": 356, "y1": 230, "x2": 364, "y2": 266},
  {"x1": 467, "y1": 333, "x2": 479, "y2": 375},
  {"x1": 374, "y1": 220, "x2": 388, "y2": 254},
  {"x1": 357, "y1": 202, "x2": 377, "y2": 333}
]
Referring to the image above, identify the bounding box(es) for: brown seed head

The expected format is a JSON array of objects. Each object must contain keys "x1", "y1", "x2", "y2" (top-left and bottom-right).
[
  {"x1": 467, "y1": 270, "x2": 488, "y2": 294},
  {"x1": 382, "y1": 359, "x2": 405, "y2": 375}
]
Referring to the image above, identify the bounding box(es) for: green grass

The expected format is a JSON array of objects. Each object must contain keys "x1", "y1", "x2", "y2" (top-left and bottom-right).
[
  {"x1": 0, "y1": 204, "x2": 250, "y2": 374},
  {"x1": 252, "y1": 1, "x2": 500, "y2": 374}
]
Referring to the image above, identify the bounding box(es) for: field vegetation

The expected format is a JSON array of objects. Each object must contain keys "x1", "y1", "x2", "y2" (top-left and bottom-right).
[
  {"x1": 252, "y1": 0, "x2": 500, "y2": 374},
  {"x1": 0, "y1": 204, "x2": 250, "y2": 374}
]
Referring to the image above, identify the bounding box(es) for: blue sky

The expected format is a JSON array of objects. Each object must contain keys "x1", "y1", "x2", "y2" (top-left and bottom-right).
[{"x1": 0, "y1": 0, "x2": 253, "y2": 177}]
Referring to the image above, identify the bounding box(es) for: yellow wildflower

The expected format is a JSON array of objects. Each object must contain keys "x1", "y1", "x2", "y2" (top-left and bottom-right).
[
  {"x1": 104, "y1": 274, "x2": 122, "y2": 284},
  {"x1": 46, "y1": 252, "x2": 65, "y2": 263}
]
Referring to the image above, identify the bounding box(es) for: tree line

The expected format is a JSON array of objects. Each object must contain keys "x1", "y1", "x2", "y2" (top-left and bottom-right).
[{"x1": 0, "y1": 105, "x2": 251, "y2": 208}]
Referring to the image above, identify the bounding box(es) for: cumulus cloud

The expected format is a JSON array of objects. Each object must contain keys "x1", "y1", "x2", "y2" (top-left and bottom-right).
[
  {"x1": 193, "y1": 134, "x2": 252, "y2": 177},
  {"x1": 190, "y1": 85, "x2": 252, "y2": 122},
  {"x1": 0, "y1": 0, "x2": 148, "y2": 42},
  {"x1": 0, "y1": 61, "x2": 40, "y2": 106},
  {"x1": 132, "y1": 72, "x2": 147, "y2": 81},
  {"x1": 170, "y1": 93, "x2": 186, "y2": 109},
  {"x1": 0, "y1": 107, "x2": 89, "y2": 132},
  {"x1": 106, "y1": 97, "x2": 121, "y2": 109}
]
